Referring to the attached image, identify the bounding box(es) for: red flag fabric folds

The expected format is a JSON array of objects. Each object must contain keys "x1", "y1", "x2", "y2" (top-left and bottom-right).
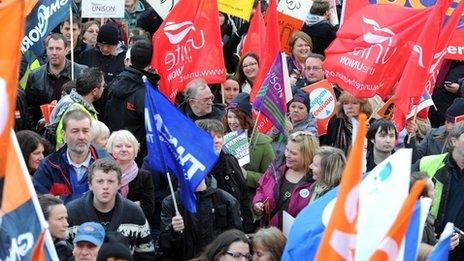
[
  {"x1": 151, "y1": 0, "x2": 226, "y2": 102},
  {"x1": 241, "y1": 2, "x2": 266, "y2": 59},
  {"x1": 323, "y1": 5, "x2": 431, "y2": 99}
]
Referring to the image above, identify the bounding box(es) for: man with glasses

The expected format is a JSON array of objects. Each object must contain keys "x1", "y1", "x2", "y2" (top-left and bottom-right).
[
  {"x1": 294, "y1": 53, "x2": 326, "y2": 92},
  {"x1": 180, "y1": 78, "x2": 226, "y2": 121}
]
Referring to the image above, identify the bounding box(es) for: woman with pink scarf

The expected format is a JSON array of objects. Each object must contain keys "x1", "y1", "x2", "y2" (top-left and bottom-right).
[{"x1": 106, "y1": 130, "x2": 155, "y2": 222}]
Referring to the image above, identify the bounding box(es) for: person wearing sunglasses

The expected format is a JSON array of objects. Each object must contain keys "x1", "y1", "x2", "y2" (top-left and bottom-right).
[
  {"x1": 192, "y1": 229, "x2": 251, "y2": 261},
  {"x1": 253, "y1": 131, "x2": 319, "y2": 229}
]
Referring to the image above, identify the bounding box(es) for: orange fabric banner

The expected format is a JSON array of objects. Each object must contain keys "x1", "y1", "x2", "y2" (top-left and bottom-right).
[{"x1": 315, "y1": 113, "x2": 367, "y2": 260}]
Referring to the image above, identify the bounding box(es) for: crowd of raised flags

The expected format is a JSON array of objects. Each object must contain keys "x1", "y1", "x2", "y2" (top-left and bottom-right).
[{"x1": 1, "y1": 0, "x2": 464, "y2": 259}]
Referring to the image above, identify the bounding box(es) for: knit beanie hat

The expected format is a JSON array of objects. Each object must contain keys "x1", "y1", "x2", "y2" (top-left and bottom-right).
[
  {"x1": 97, "y1": 232, "x2": 133, "y2": 261},
  {"x1": 97, "y1": 23, "x2": 119, "y2": 45},
  {"x1": 290, "y1": 91, "x2": 310, "y2": 112},
  {"x1": 445, "y1": 98, "x2": 464, "y2": 123},
  {"x1": 228, "y1": 92, "x2": 252, "y2": 118}
]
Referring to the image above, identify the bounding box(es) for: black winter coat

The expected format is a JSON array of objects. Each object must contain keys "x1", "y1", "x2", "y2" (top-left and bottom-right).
[
  {"x1": 301, "y1": 21, "x2": 337, "y2": 55},
  {"x1": 78, "y1": 46, "x2": 126, "y2": 118},
  {"x1": 128, "y1": 169, "x2": 156, "y2": 227},
  {"x1": 105, "y1": 66, "x2": 160, "y2": 166},
  {"x1": 159, "y1": 178, "x2": 243, "y2": 260},
  {"x1": 25, "y1": 60, "x2": 87, "y2": 127},
  {"x1": 209, "y1": 151, "x2": 254, "y2": 232}
]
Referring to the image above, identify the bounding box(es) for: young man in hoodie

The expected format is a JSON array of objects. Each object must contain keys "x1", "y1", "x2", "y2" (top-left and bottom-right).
[
  {"x1": 301, "y1": 0, "x2": 338, "y2": 55},
  {"x1": 105, "y1": 39, "x2": 159, "y2": 166}
]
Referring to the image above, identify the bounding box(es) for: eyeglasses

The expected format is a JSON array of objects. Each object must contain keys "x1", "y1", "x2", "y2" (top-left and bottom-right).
[
  {"x1": 225, "y1": 251, "x2": 252, "y2": 260},
  {"x1": 242, "y1": 62, "x2": 258, "y2": 69},
  {"x1": 305, "y1": 66, "x2": 322, "y2": 71},
  {"x1": 192, "y1": 95, "x2": 215, "y2": 103}
]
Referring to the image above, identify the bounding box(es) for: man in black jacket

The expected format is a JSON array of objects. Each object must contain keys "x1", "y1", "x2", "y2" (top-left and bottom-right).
[
  {"x1": 26, "y1": 33, "x2": 87, "y2": 128},
  {"x1": 105, "y1": 40, "x2": 159, "y2": 166},
  {"x1": 301, "y1": 0, "x2": 337, "y2": 55},
  {"x1": 196, "y1": 119, "x2": 254, "y2": 233},
  {"x1": 160, "y1": 176, "x2": 242, "y2": 260},
  {"x1": 78, "y1": 23, "x2": 126, "y2": 119}
]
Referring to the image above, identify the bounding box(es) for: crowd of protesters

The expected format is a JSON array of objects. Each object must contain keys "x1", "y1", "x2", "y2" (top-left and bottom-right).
[{"x1": 12, "y1": 0, "x2": 464, "y2": 260}]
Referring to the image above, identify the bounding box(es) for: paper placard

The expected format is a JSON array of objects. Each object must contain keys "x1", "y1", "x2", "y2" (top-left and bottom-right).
[
  {"x1": 223, "y1": 130, "x2": 250, "y2": 166},
  {"x1": 145, "y1": 0, "x2": 179, "y2": 19},
  {"x1": 81, "y1": 0, "x2": 125, "y2": 18},
  {"x1": 282, "y1": 211, "x2": 295, "y2": 238}
]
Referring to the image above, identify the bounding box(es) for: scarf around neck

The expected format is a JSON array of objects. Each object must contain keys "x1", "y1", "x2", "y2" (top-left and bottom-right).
[{"x1": 120, "y1": 160, "x2": 138, "y2": 198}]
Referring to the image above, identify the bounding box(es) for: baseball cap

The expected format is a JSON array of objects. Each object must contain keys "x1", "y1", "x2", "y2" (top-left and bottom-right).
[{"x1": 73, "y1": 222, "x2": 105, "y2": 247}]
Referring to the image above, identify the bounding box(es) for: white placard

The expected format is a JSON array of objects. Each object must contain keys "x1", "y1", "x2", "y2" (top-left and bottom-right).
[
  {"x1": 81, "y1": 0, "x2": 125, "y2": 18},
  {"x1": 145, "y1": 0, "x2": 179, "y2": 19},
  {"x1": 277, "y1": 0, "x2": 339, "y2": 25},
  {"x1": 282, "y1": 211, "x2": 295, "y2": 238}
]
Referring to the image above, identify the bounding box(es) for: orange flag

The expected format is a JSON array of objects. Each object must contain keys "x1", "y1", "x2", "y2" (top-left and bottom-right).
[
  {"x1": 31, "y1": 229, "x2": 46, "y2": 261},
  {"x1": 0, "y1": 0, "x2": 25, "y2": 179},
  {"x1": 370, "y1": 180, "x2": 427, "y2": 260},
  {"x1": 241, "y1": 2, "x2": 266, "y2": 58},
  {"x1": 314, "y1": 113, "x2": 367, "y2": 261}
]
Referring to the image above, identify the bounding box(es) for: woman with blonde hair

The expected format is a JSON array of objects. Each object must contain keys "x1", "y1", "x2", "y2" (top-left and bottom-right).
[
  {"x1": 322, "y1": 91, "x2": 373, "y2": 154},
  {"x1": 252, "y1": 227, "x2": 286, "y2": 261},
  {"x1": 106, "y1": 130, "x2": 155, "y2": 223},
  {"x1": 309, "y1": 146, "x2": 346, "y2": 202},
  {"x1": 253, "y1": 131, "x2": 319, "y2": 228}
]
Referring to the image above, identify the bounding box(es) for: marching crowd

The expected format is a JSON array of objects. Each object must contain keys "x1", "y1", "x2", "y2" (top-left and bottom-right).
[{"x1": 11, "y1": 0, "x2": 464, "y2": 260}]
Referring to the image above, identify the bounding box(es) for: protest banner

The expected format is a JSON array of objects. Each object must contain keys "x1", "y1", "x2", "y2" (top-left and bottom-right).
[
  {"x1": 218, "y1": 0, "x2": 254, "y2": 21},
  {"x1": 302, "y1": 80, "x2": 336, "y2": 136},
  {"x1": 81, "y1": 0, "x2": 125, "y2": 18},
  {"x1": 223, "y1": 130, "x2": 250, "y2": 166},
  {"x1": 145, "y1": 0, "x2": 179, "y2": 19}
]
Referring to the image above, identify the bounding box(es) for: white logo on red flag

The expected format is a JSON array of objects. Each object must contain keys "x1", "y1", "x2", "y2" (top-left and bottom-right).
[{"x1": 151, "y1": 0, "x2": 226, "y2": 102}]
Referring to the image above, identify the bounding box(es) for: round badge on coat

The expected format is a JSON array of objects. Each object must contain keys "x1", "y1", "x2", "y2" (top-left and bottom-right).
[{"x1": 299, "y1": 189, "x2": 310, "y2": 198}]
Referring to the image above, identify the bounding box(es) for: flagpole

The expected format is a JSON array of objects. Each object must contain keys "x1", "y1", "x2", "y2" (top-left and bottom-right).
[
  {"x1": 166, "y1": 172, "x2": 180, "y2": 215},
  {"x1": 251, "y1": 111, "x2": 261, "y2": 149},
  {"x1": 69, "y1": 5, "x2": 75, "y2": 81},
  {"x1": 406, "y1": 102, "x2": 419, "y2": 144},
  {"x1": 221, "y1": 83, "x2": 225, "y2": 105}
]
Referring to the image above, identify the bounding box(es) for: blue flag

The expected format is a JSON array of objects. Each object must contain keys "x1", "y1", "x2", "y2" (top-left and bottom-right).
[
  {"x1": 144, "y1": 81, "x2": 218, "y2": 212},
  {"x1": 427, "y1": 223, "x2": 454, "y2": 261},
  {"x1": 282, "y1": 186, "x2": 339, "y2": 261},
  {"x1": 21, "y1": 0, "x2": 71, "y2": 59}
]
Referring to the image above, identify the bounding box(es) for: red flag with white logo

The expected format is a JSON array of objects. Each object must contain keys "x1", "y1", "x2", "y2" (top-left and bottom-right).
[
  {"x1": 151, "y1": 0, "x2": 226, "y2": 102},
  {"x1": 323, "y1": 5, "x2": 431, "y2": 99},
  {"x1": 392, "y1": 0, "x2": 464, "y2": 130}
]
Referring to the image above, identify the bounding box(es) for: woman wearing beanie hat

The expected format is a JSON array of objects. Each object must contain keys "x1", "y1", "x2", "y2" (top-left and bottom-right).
[
  {"x1": 222, "y1": 93, "x2": 275, "y2": 203},
  {"x1": 269, "y1": 91, "x2": 317, "y2": 156}
]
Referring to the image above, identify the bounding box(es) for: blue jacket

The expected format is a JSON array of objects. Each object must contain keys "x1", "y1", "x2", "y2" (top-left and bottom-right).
[{"x1": 33, "y1": 144, "x2": 109, "y2": 203}]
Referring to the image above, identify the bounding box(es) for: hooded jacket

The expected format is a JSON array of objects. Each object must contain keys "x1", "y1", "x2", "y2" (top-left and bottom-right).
[
  {"x1": 105, "y1": 66, "x2": 160, "y2": 166},
  {"x1": 159, "y1": 177, "x2": 242, "y2": 261}
]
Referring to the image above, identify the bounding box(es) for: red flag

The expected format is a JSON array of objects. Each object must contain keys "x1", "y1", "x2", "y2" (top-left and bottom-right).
[
  {"x1": 392, "y1": 0, "x2": 464, "y2": 130},
  {"x1": 314, "y1": 113, "x2": 367, "y2": 261},
  {"x1": 151, "y1": 0, "x2": 226, "y2": 102},
  {"x1": 249, "y1": 0, "x2": 280, "y2": 101},
  {"x1": 241, "y1": 3, "x2": 266, "y2": 58},
  {"x1": 370, "y1": 180, "x2": 427, "y2": 260},
  {"x1": 323, "y1": 5, "x2": 431, "y2": 99}
]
